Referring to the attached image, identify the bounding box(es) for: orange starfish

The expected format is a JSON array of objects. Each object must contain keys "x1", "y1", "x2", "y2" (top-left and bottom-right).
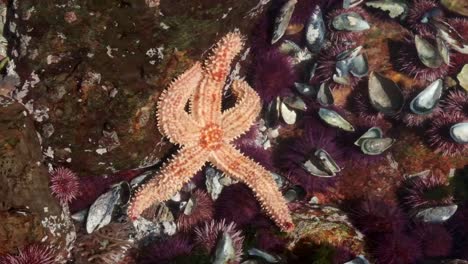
[{"x1": 128, "y1": 32, "x2": 294, "y2": 232}]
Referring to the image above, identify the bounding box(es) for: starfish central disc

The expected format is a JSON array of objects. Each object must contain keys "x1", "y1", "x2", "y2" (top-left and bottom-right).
[{"x1": 199, "y1": 123, "x2": 224, "y2": 150}]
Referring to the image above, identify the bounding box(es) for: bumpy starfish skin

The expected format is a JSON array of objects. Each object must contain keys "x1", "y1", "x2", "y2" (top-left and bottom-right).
[{"x1": 128, "y1": 32, "x2": 294, "y2": 232}]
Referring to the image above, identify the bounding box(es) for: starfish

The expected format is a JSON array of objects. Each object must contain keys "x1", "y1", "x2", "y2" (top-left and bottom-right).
[{"x1": 128, "y1": 32, "x2": 294, "y2": 232}]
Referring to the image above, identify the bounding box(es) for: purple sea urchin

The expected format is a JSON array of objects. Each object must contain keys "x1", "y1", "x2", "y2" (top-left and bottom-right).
[
  {"x1": 372, "y1": 232, "x2": 423, "y2": 264},
  {"x1": 413, "y1": 223, "x2": 453, "y2": 257},
  {"x1": 395, "y1": 37, "x2": 449, "y2": 82},
  {"x1": 0, "y1": 244, "x2": 55, "y2": 264},
  {"x1": 139, "y1": 235, "x2": 194, "y2": 264},
  {"x1": 349, "y1": 198, "x2": 406, "y2": 236},
  {"x1": 312, "y1": 45, "x2": 363, "y2": 90},
  {"x1": 426, "y1": 113, "x2": 468, "y2": 156},
  {"x1": 407, "y1": 0, "x2": 442, "y2": 37},
  {"x1": 177, "y1": 190, "x2": 214, "y2": 232},
  {"x1": 352, "y1": 91, "x2": 384, "y2": 123},
  {"x1": 253, "y1": 49, "x2": 297, "y2": 103},
  {"x1": 278, "y1": 114, "x2": 343, "y2": 194},
  {"x1": 215, "y1": 183, "x2": 261, "y2": 228},
  {"x1": 194, "y1": 219, "x2": 244, "y2": 262},
  {"x1": 441, "y1": 89, "x2": 468, "y2": 118},
  {"x1": 402, "y1": 171, "x2": 453, "y2": 210},
  {"x1": 255, "y1": 228, "x2": 286, "y2": 253},
  {"x1": 49, "y1": 167, "x2": 80, "y2": 204}
]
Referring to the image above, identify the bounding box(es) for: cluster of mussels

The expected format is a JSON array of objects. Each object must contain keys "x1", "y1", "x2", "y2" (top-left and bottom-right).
[{"x1": 243, "y1": 0, "x2": 468, "y2": 262}]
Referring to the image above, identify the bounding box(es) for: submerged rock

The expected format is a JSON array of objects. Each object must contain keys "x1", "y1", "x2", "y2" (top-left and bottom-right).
[{"x1": 0, "y1": 100, "x2": 75, "y2": 261}]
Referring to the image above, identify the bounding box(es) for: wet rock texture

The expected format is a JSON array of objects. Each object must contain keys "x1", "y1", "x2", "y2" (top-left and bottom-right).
[
  {"x1": 0, "y1": 99, "x2": 74, "y2": 259},
  {"x1": 7, "y1": 0, "x2": 260, "y2": 175},
  {"x1": 287, "y1": 205, "x2": 367, "y2": 258}
]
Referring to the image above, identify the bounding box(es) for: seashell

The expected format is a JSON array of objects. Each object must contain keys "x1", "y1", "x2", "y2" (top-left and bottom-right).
[
  {"x1": 283, "y1": 96, "x2": 307, "y2": 111},
  {"x1": 457, "y1": 64, "x2": 468, "y2": 91},
  {"x1": 247, "y1": 248, "x2": 281, "y2": 263},
  {"x1": 272, "y1": 0, "x2": 298, "y2": 44},
  {"x1": 280, "y1": 100, "x2": 297, "y2": 125},
  {"x1": 333, "y1": 46, "x2": 365, "y2": 84},
  {"x1": 343, "y1": 0, "x2": 364, "y2": 9},
  {"x1": 415, "y1": 35, "x2": 444, "y2": 69},
  {"x1": 434, "y1": 20, "x2": 468, "y2": 55},
  {"x1": 182, "y1": 196, "x2": 195, "y2": 215},
  {"x1": 332, "y1": 12, "x2": 370, "y2": 32},
  {"x1": 265, "y1": 97, "x2": 282, "y2": 128},
  {"x1": 116, "y1": 181, "x2": 131, "y2": 206},
  {"x1": 344, "y1": 255, "x2": 371, "y2": 264},
  {"x1": 86, "y1": 185, "x2": 122, "y2": 233},
  {"x1": 302, "y1": 148, "x2": 341, "y2": 177},
  {"x1": 405, "y1": 170, "x2": 431, "y2": 180},
  {"x1": 437, "y1": 37, "x2": 450, "y2": 65},
  {"x1": 213, "y1": 232, "x2": 236, "y2": 264},
  {"x1": 420, "y1": 7, "x2": 443, "y2": 24},
  {"x1": 318, "y1": 107, "x2": 355, "y2": 132},
  {"x1": 286, "y1": 23, "x2": 304, "y2": 35},
  {"x1": 354, "y1": 126, "x2": 383, "y2": 146},
  {"x1": 205, "y1": 167, "x2": 225, "y2": 200},
  {"x1": 270, "y1": 172, "x2": 286, "y2": 188},
  {"x1": 71, "y1": 209, "x2": 88, "y2": 222},
  {"x1": 450, "y1": 122, "x2": 468, "y2": 144},
  {"x1": 294, "y1": 82, "x2": 317, "y2": 97},
  {"x1": 278, "y1": 40, "x2": 312, "y2": 65},
  {"x1": 305, "y1": 5, "x2": 326, "y2": 53},
  {"x1": 317, "y1": 83, "x2": 334, "y2": 106},
  {"x1": 350, "y1": 53, "x2": 369, "y2": 77},
  {"x1": 410, "y1": 79, "x2": 443, "y2": 115},
  {"x1": 365, "y1": 0, "x2": 408, "y2": 19},
  {"x1": 414, "y1": 204, "x2": 458, "y2": 223},
  {"x1": 154, "y1": 203, "x2": 175, "y2": 223},
  {"x1": 308, "y1": 62, "x2": 318, "y2": 81},
  {"x1": 368, "y1": 71, "x2": 404, "y2": 114},
  {"x1": 440, "y1": 0, "x2": 468, "y2": 17},
  {"x1": 360, "y1": 138, "x2": 395, "y2": 155},
  {"x1": 283, "y1": 185, "x2": 306, "y2": 202},
  {"x1": 332, "y1": 72, "x2": 351, "y2": 85}
]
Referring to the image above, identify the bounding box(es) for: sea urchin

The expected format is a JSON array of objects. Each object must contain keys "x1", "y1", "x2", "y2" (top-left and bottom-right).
[{"x1": 49, "y1": 167, "x2": 80, "y2": 204}]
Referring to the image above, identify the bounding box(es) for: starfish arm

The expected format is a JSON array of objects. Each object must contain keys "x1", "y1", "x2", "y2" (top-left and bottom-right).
[
  {"x1": 210, "y1": 145, "x2": 294, "y2": 232},
  {"x1": 128, "y1": 145, "x2": 208, "y2": 219},
  {"x1": 222, "y1": 80, "x2": 261, "y2": 141},
  {"x1": 157, "y1": 62, "x2": 203, "y2": 145},
  {"x1": 191, "y1": 32, "x2": 245, "y2": 125}
]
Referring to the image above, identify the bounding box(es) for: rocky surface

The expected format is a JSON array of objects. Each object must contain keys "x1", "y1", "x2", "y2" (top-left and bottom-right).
[
  {"x1": 0, "y1": 98, "x2": 74, "y2": 261},
  {"x1": 7, "y1": 0, "x2": 263, "y2": 176},
  {"x1": 286, "y1": 205, "x2": 367, "y2": 259}
]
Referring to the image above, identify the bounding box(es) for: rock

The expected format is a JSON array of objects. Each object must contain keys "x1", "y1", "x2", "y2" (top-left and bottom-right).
[
  {"x1": 0, "y1": 100, "x2": 75, "y2": 261},
  {"x1": 286, "y1": 205, "x2": 367, "y2": 260},
  {"x1": 6, "y1": 0, "x2": 260, "y2": 175},
  {"x1": 457, "y1": 64, "x2": 468, "y2": 91},
  {"x1": 441, "y1": 0, "x2": 468, "y2": 17}
]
